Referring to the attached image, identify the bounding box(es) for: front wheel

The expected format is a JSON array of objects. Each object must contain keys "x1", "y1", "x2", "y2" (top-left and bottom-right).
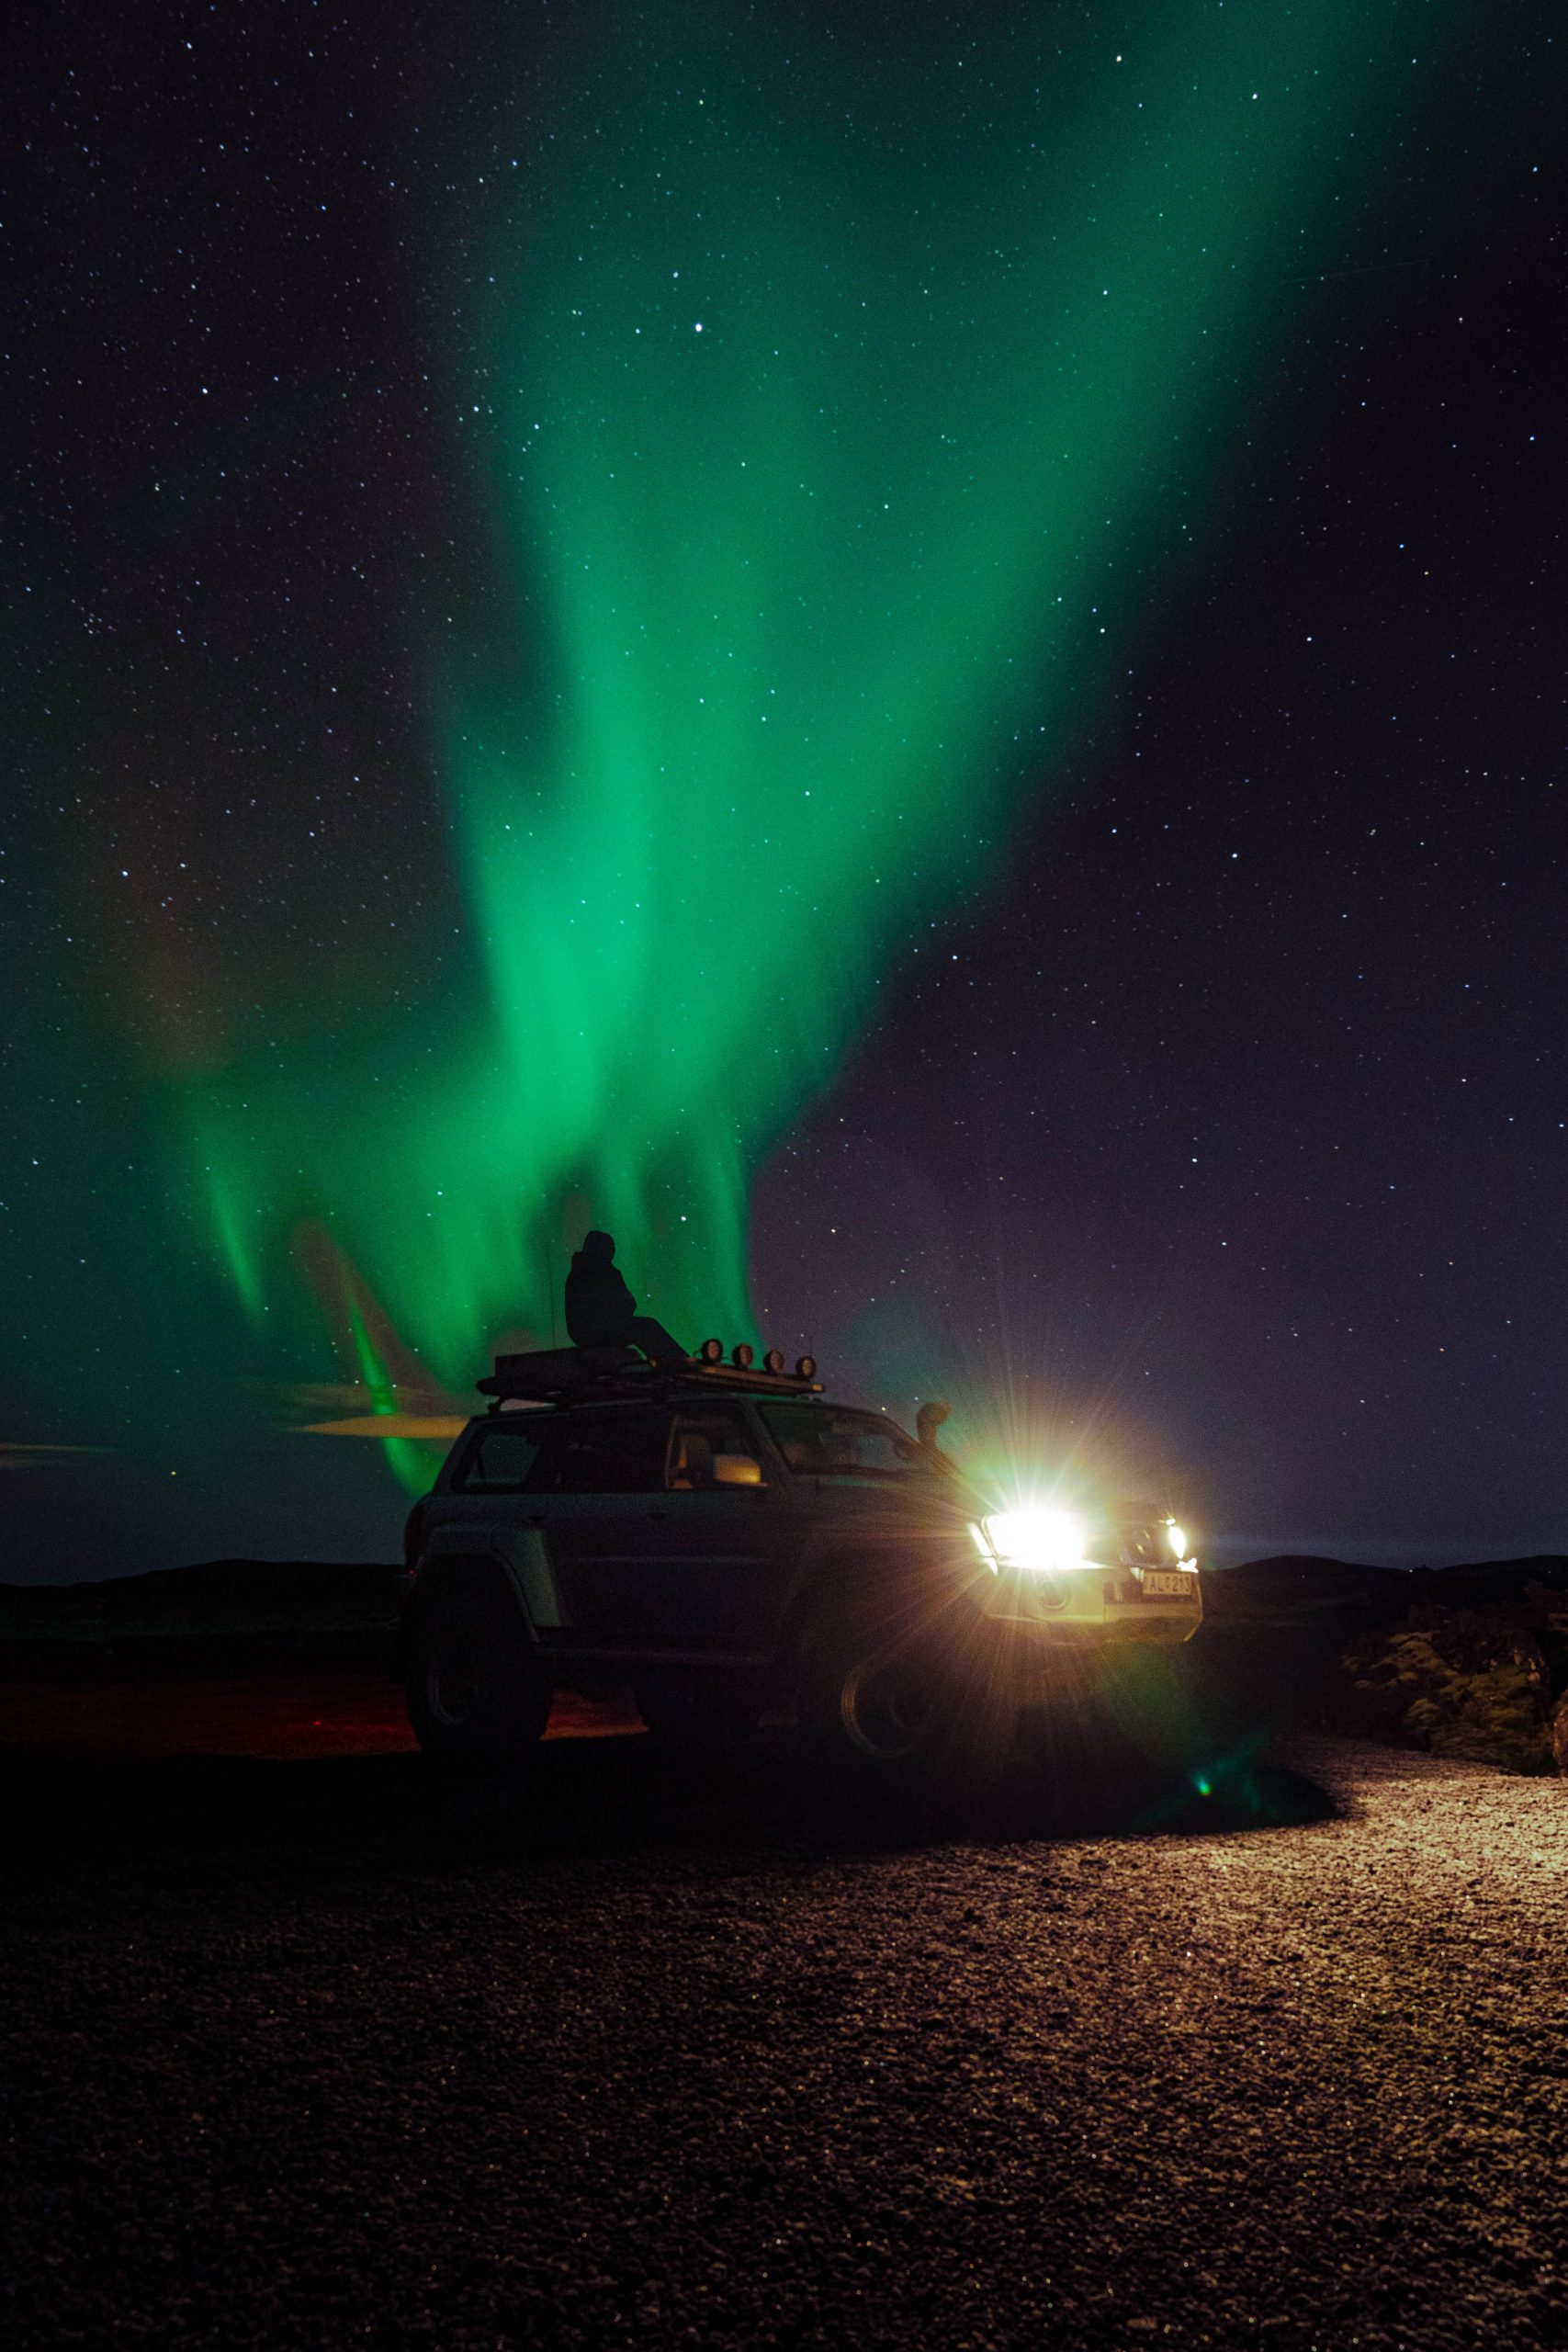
[
  {"x1": 796, "y1": 1606, "x2": 1014, "y2": 1796},
  {"x1": 404, "y1": 1578, "x2": 552, "y2": 1770}
]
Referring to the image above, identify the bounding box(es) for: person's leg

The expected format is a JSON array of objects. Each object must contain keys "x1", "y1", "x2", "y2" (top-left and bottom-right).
[{"x1": 627, "y1": 1316, "x2": 688, "y2": 1363}]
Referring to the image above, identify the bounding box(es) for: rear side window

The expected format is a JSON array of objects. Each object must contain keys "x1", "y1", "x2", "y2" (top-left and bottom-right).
[
  {"x1": 454, "y1": 1424, "x2": 548, "y2": 1492},
  {"x1": 668, "y1": 1408, "x2": 765, "y2": 1489},
  {"x1": 531, "y1": 1411, "x2": 671, "y2": 1494}
]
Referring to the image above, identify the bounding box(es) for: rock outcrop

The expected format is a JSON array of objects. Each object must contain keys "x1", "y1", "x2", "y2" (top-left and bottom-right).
[{"x1": 1340, "y1": 1591, "x2": 1568, "y2": 1773}]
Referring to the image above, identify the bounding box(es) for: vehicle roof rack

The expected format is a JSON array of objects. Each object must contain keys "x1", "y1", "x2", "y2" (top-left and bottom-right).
[{"x1": 478, "y1": 1345, "x2": 822, "y2": 1408}]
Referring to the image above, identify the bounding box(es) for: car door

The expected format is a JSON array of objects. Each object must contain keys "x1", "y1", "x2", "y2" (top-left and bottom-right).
[
  {"x1": 526, "y1": 1408, "x2": 679, "y2": 1643},
  {"x1": 649, "y1": 1405, "x2": 785, "y2": 1647}
]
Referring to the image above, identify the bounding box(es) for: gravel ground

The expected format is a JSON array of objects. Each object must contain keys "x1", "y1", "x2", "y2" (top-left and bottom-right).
[{"x1": 3, "y1": 1725, "x2": 1566, "y2": 2350}]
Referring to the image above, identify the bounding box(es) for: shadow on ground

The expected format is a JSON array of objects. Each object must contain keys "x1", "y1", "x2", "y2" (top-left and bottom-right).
[{"x1": 0, "y1": 1724, "x2": 1337, "y2": 1880}]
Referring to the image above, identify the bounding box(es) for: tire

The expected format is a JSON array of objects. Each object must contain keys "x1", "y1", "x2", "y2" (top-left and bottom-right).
[
  {"x1": 633, "y1": 1673, "x2": 761, "y2": 1757},
  {"x1": 404, "y1": 1571, "x2": 552, "y2": 1770},
  {"x1": 796, "y1": 1600, "x2": 1015, "y2": 1797}
]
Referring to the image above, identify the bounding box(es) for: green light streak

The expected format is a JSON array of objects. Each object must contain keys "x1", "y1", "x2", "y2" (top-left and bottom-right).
[
  {"x1": 178, "y1": 6, "x2": 1413, "y2": 1407},
  {"x1": 200, "y1": 1135, "x2": 269, "y2": 1326},
  {"x1": 346, "y1": 1298, "x2": 436, "y2": 1498}
]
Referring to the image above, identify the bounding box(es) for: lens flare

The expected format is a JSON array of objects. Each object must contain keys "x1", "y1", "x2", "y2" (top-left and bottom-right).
[{"x1": 983, "y1": 1509, "x2": 1088, "y2": 1573}]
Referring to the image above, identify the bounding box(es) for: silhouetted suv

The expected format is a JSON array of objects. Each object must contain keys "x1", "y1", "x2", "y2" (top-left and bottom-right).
[{"x1": 398, "y1": 1345, "x2": 1201, "y2": 1788}]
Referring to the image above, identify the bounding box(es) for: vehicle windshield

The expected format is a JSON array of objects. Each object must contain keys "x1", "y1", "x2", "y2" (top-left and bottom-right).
[{"x1": 757, "y1": 1404, "x2": 932, "y2": 1480}]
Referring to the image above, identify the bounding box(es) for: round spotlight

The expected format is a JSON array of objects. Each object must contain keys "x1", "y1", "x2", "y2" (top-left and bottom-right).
[
  {"x1": 731, "y1": 1342, "x2": 755, "y2": 1369},
  {"x1": 699, "y1": 1337, "x2": 725, "y2": 1364},
  {"x1": 795, "y1": 1354, "x2": 817, "y2": 1380},
  {"x1": 762, "y1": 1348, "x2": 785, "y2": 1374}
]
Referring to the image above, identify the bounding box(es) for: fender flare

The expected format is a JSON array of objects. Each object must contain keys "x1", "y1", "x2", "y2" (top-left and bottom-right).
[
  {"x1": 772, "y1": 1536, "x2": 911, "y2": 1668},
  {"x1": 396, "y1": 1546, "x2": 536, "y2": 1678},
  {"x1": 774, "y1": 1535, "x2": 987, "y2": 1671}
]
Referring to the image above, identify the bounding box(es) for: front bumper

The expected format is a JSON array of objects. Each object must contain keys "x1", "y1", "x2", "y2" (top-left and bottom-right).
[{"x1": 982, "y1": 1563, "x2": 1202, "y2": 1648}]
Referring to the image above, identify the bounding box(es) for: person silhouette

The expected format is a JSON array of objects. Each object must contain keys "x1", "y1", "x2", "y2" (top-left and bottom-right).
[
  {"x1": 563, "y1": 1230, "x2": 687, "y2": 1363},
  {"x1": 916, "y1": 1399, "x2": 954, "y2": 1471}
]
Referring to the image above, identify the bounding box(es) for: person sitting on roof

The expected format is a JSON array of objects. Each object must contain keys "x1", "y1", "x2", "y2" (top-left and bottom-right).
[{"x1": 563, "y1": 1229, "x2": 688, "y2": 1363}]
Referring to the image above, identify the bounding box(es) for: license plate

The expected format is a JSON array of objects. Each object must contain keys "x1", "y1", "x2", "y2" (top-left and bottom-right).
[{"x1": 1141, "y1": 1571, "x2": 1194, "y2": 1599}]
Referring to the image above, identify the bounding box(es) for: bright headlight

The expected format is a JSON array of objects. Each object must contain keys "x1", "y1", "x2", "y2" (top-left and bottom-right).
[
  {"x1": 982, "y1": 1509, "x2": 1088, "y2": 1572},
  {"x1": 1166, "y1": 1522, "x2": 1189, "y2": 1559}
]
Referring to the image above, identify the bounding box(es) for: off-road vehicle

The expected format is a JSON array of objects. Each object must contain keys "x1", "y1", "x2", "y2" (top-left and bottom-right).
[{"x1": 398, "y1": 1342, "x2": 1201, "y2": 1788}]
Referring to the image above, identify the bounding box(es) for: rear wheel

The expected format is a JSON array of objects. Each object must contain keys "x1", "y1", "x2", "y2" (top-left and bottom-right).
[
  {"x1": 405, "y1": 1574, "x2": 552, "y2": 1770},
  {"x1": 796, "y1": 1602, "x2": 1014, "y2": 1795}
]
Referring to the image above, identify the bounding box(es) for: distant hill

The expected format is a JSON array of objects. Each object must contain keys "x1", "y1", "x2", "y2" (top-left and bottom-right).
[
  {"x1": 0, "y1": 1560, "x2": 400, "y2": 1646},
  {"x1": 1203, "y1": 1554, "x2": 1568, "y2": 1625},
  {"x1": 2, "y1": 1551, "x2": 1564, "y2": 1654}
]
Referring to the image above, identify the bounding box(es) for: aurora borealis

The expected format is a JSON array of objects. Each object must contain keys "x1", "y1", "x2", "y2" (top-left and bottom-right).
[
  {"x1": 6, "y1": 3, "x2": 1566, "y2": 1572},
  {"x1": 189, "y1": 5, "x2": 1410, "y2": 1401}
]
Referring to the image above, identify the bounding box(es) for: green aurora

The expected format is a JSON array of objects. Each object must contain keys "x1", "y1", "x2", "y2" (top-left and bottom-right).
[{"x1": 167, "y1": 7, "x2": 1427, "y2": 1483}]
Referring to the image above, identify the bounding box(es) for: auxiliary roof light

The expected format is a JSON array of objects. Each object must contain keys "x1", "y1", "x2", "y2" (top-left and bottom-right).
[
  {"x1": 699, "y1": 1337, "x2": 725, "y2": 1364},
  {"x1": 762, "y1": 1349, "x2": 785, "y2": 1374},
  {"x1": 731, "y1": 1342, "x2": 755, "y2": 1369},
  {"x1": 795, "y1": 1354, "x2": 817, "y2": 1380}
]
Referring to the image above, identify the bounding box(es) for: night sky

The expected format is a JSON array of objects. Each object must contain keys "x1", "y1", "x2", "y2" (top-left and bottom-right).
[{"x1": 5, "y1": 2, "x2": 1564, "y2": 1579}]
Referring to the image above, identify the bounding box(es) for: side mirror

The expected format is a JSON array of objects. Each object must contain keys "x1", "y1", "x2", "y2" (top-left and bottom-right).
[{"x1": 711, "y1": 1453, "x2": 764, "y2": 1488}]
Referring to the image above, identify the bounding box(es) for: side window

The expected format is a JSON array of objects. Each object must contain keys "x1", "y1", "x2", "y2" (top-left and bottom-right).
[
  {"x1": 532, "y1": 1411, "x2": 670, "y2": 1495},
  {"x1": 756, "y1": 1405, "x2": 926, "y2": 1478},
  {"x1": 667, "y1": 1410, "x2": 765, "y2": 1491},
  {"x1": 454, "y1": 1423, "x2": 547, "y2": 1492}
]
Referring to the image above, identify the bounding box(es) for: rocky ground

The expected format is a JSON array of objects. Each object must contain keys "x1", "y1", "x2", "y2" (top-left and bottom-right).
[{"x1": 3, "y1": 1709, "x2": 1566, "y2": 2350}]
